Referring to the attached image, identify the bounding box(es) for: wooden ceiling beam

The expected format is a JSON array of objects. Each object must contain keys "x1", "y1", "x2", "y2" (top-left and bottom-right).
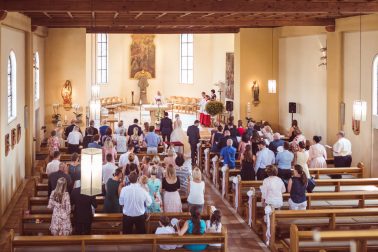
[
  {"x1": 43, "y1": 11, "x2": 51, "y2": 18},
  {"x1": 86, "y1": 26, "x2": 240, "y2": 34},
  {"x1": 2, "y1": 0, "x2": 378, "y2": 13},
  {"x1": 156, "y1": 12, "x2": 167, "y2": 19},
  {"x1": 134, "y1": 12, "x2": 143, "y2": 19},
  {"x1": 113, "y1": 11, "x2": 119, "y2": 19},
  {"x1": 31, "y1": 17, "x2": 335, "y2": 27},
  {"x1": 67, "y1": 11, "x2": 73, "y2": 18}
]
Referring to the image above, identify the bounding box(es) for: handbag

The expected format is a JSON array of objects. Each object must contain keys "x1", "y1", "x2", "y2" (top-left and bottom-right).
[{"x1": 306, "y1": 176, "x2": 316, "y2": 193}]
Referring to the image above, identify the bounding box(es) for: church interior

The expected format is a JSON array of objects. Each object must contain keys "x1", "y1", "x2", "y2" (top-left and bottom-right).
[{"x1": 1, "y1": 1, "x2": 378, "y2": 251}]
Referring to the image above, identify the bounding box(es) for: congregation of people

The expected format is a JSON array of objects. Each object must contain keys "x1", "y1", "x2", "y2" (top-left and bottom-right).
[
  {"x1": 45, "y1": 101, "x2": 353, "y2": 250},
  {"x1": 45, "y1": 113, "x2": 224, "y2": 251}
]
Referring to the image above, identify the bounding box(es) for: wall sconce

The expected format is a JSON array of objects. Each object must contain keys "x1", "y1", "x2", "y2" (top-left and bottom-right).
[
  {"x1": 353, "y1": 100, "x2": 367, "y2": 121},
  {"x1": 81, "y1": 148, "x2": 103, "y2": 196},
  {"x1": 61, "y1": 80, "x2": 73, "y2": 110},
  {"x1": 5, "y1": 134, "x2": 10, "y2": 156},
  {"x1": 268, "y1": 80, "x2": 277, "y2": 94}
]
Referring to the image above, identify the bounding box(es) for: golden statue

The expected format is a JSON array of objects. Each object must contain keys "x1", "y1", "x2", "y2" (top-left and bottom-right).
[
  {"x1": 134, "y1": 70, "x2": 152, "y2": 104},
  {"x1": 61, "y1": 80, "x2": 73, "y2": 110}
]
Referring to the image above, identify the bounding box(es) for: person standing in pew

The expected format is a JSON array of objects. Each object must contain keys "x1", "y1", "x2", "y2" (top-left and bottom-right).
[
  {"x1": 64, "y1": 119, "x2": 80, "y2": 139},
  {"x1": 104, "y1": 168, "x2": 124, "y2": 213},
  {"x1": 127, "y1": 118, "x2": 143, "y2": 137},
  {"x1": 70, "y1": 179, "x2": 97, "y2": 235},
  {"x1": 46, "y1": 151, "x2": 61, "y2": 175},
  {"x1": 308, "y1": 135, "x2": 327, "y2": 168},
  {"x1": 269, "y1": 133, "x2": 285, "y2": 156},
  {"x1": 288, "y1": 165, "x2": 308, "y2": 210},
  {"x1": 187, "y1": 120, "x2": 201, "y2": 166},
  {"x1": 255, "y1": 141, "x2": 275, "y2": 180},
  {"x1": 331, "y1": 131, "x2": 352, "y2": 179},
  {"x1": 144, "y1": 126, "x2": 161, "y2": 155},
  {"x1": 67, "y1": 126, "x2": 83, "y2": 154},
  {"x1": 276, "y1": 142, "x2": 294, "y2": 181},
  {"x1": 260, "y1": 165, "x2": 286, "y2": 209},
  {"x1": 47, "y1": 177, "x2": 72, "y2": 236},
  {"x1": 240, "y1": 145, "x2": 255, "y2": 180},
  {"x1": 85, "y1": 120, "x2": 99, "y2": 137},
  {"x1": 217, "y1": 130, "x2": 238, "y2": 150},
  {"x1": 220, "y1": 139, "x2": 237, "y2": 169},
  {"x1": 68, "y1": 152, "x2": 81, "y2": 183},
  {"x1": 48, "y1": 162, "x2": 72, "y2": 197},
  {"x1": 160, "y1": 111, "x2": 173, "y2": 142},
  {"x1": 88, "y1": 134, "x2": 102, "y2": 149},
  {"x1": 119, "y1": 172, "x2": 152, "y2": 234},
  {"x1": 82, "y1": 127, "x2": 94, "y2": 149},
  {"x1": 102, "y1": 153, "x2": 118, "y2": 192}
]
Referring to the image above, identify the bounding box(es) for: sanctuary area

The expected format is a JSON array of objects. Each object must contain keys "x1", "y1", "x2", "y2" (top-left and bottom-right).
[{"x1": 1, "y1": 1, "x2": 378, "y2": 252}]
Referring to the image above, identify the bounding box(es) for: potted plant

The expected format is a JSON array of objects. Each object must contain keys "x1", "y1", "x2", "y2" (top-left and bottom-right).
[
  {"x1": 205, "y1": 101, "x2": 224, "y2": 116},
  {"x1": 52, "y1": 113, "x2": 61, "y2": 124}
]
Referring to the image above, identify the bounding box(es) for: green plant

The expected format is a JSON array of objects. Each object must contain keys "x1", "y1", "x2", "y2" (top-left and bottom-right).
[
  {"x1": 73, "y1": 112, "x2": 83, "y2": 118},
  {"x1": 205, "y1": 101, "x2": 224, "y2": 116},
  {"x1": 52, "y1": 113, "x2": 61, "y2": 121}
]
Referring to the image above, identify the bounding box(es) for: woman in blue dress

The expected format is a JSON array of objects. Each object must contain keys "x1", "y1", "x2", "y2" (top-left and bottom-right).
[
  {"x1": 178, "y1": 206, "x2": 208, "y2": 251},
  {"x1": 147, "y1": 166, "x2": 162, "y2": 212}
]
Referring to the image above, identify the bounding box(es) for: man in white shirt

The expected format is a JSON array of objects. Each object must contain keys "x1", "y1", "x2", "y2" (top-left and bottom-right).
[
  {"x1": 332, "y1": 131, "x2": 352, "y2": 179},
  {"x1": 102, "y1": 153, "x2": 117, "y2": 189},
  {"x1": 67, "y1": 126, "x2": 83, "y2": 154},
  {"x1": 118, "y1": 144, "x2": 140, "y2": 168},
  {"x1": 46, "y1": 151, "x2": 61, "y2": 175},
  {"x1": 119, "y1": 172, "x2": 152, "y2": 234}
]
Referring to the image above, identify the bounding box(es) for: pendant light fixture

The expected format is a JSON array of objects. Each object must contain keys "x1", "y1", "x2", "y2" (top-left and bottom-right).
[
  {"x1": 352, "y1": 14, "x2": 367, "y2": 122},
  {"x1": 268, "y1": 28, "x2": 277, "y2": 94}
]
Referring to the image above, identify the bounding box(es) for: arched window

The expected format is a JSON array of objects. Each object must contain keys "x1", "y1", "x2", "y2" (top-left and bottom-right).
[
  {"x1": 373, "y1": 54, "x2": 378, "y2": 116},
  {"x1": 7, "y1": 51, "x2": 17, "y2": 122},
  {"x1": 34, "y1": 52, "x2": 40, "y2": 101}
]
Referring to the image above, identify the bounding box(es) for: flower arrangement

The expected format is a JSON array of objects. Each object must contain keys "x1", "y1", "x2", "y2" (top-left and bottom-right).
[{"x1": 205, "y1": 101, "x2": 224, "y2": 116}]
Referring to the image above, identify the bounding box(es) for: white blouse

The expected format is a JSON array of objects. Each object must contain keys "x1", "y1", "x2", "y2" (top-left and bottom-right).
[
  {"x1": 260, "y1": 176, "x2": 286, "y2": 209},
  {"x1": 187, "y1": 180, "x2": 205, "y2": 205}
]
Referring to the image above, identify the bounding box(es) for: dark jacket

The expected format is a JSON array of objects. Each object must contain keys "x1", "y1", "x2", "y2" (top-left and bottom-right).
[
  {"x1": 187, "y1": 125, "x2": 200, "y2": 145},
  {"x1": 127, "y1": 124, "x2": 143, "y2": 136},
  {"x1": 159, "y1": 117, "x2": 173, "y2": 135},
  {"x1": 85, "y1": 126, "x2": 99, "y2": 136},
  {"x1": 70, "y1": 187, "x2": 97, "y2": 224},
  {"x1": 82, "y1": 135, "x2": 94, "y2": 149},
  {"x1": 48, "y1": 170, "x2": 72, "y2": 197},
  {"x1": 64, "y1": 124, "x2": 76, "y2": 138},
  {"x1": 217, "y1": 135, "x2": 238, "y2": 150}
]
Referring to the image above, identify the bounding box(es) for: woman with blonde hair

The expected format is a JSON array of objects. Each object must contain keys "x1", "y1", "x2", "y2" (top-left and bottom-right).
[
  {"x1": 163, "y1": 146, "x2": 177, "y2": 167},
  {"x1": 54, "y1": 121, "x2": 65, "y2": 147},
  {"x1": 151, "y1": 155, "x2": 164, "y2": 179},
  {"x1": 162, "y1": 164, "x2": 182, "y2": 212},
  {"x1": 102, "y1": 137, "x2": 117, "y2": 164},
  {"x1": 47, "y1": 177, "x2": 72, "y2": 236},
  {"x1": 187, "y1": 167, "x2": 205, "y2": 213},
  {"x1": 128, "y1": 127, "x2": 141, "y2": 153}
]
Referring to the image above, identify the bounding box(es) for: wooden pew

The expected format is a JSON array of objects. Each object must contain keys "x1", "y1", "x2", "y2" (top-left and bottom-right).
[
  {"x1": 282, "y1": 224, "x2": 378, "y2": 252},
  {"x1": 247, "y1": 191, "x2": 378, "y2": 230},
  {"x1": 21, "y1": 207, "x2": 211, "y2": 235},
  {"x1": 10, "y1": 226, "x2": 227, "y2": 252},
  {"x1": 233, "y1": 177, "x2": 378, "y2": 213},
  {"x1": 261, "y1": 208, "x2": 378, "y2": 251}
]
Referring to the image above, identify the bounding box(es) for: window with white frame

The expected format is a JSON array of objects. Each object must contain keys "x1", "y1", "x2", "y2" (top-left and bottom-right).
[
  {"x1": 96, "y1": 33, "x2": 108, "y2": 84},
  {"x1": 8, "y1": 51, "x2": 17, "y2": 122},
  {"x1": 34, "y1": 52, "x2": 40, "y2": 101},
  {"x1": 180, "y1": 34, "x2": 193, "y2": 84}
]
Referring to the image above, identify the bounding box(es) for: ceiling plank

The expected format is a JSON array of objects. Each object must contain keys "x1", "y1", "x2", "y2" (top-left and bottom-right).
[
  {"x1": 134, "y1": 12, "x2": 143, "y2": 19},
  {"x1": 113, "y1": 11, "x2": 119, "y2": 19},
  {"x1": 43, "y1": 11, "x2": 51, "y2": 18},
  {"x1": 31, "y1": 17, "x2": 335, "y2": 27},
  {"x1": 156, "y1": 12, "x2": 167, "y2": 19},
  {"x1": 86, "y1": 26, "x2": 240, "y2": 34},
  {"x1": 2, "y1": 0, "x2": 378, "y2": 13},
  {"x1": 67, "y1": 11, "x2": 73, "y2": 18}
]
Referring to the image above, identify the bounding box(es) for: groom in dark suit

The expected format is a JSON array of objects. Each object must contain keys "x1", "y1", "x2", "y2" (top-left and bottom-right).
[
  {"x1": 187, "y1": 120, "x2": 201, "y2": 165},
  {"x1": 160, "y1": 112, "x2": 173, "y2": 142}
]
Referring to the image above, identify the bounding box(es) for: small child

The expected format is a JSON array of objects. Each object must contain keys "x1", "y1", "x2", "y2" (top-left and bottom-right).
[
  {"x1": 155, "y1": 216, "x2": 177, "y2": 250},
  {"x1": 206, "y1": 209, "x2": 222, "y2": 247}
]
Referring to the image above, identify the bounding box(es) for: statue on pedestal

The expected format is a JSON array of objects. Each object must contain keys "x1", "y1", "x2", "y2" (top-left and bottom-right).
[{"x1": 134, "y1": 70, "x2": 152, "y2": 104}]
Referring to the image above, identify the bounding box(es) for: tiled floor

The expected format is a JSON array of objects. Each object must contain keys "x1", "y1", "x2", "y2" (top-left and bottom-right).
[{"x1": 0, "y1": 177, "x2": 268, "y2": 252}]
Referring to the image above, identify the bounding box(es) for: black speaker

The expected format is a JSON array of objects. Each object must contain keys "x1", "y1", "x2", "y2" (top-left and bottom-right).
[
  {"x1": 226, "y1": 101, "x2": 234, "y2": 112},
  {"x1": 289, "y1": 102, "x2": 297, "y2": 113}
]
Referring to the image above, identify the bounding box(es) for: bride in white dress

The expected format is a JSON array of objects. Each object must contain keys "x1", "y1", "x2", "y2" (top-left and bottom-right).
[{"x1": 170, "y1": 114, "x2": 190, "y2": 157}]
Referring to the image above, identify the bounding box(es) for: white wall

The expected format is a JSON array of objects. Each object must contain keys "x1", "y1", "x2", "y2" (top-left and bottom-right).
[
  {"x1": 279, "y1": 35, "x2": 327, "y2": 141},
  {"x1": 343, "y1": 31, "x2": 378, "y2": 177},
  {"x1": 0, "y1": 26, "x2": 26, "y2": 214},
  {"x1": 86, "y1": 33, "x2": 234, "y2": 103}
]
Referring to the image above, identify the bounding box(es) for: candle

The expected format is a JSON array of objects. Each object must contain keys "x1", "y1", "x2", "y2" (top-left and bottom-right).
[{"x1": 64, "y1": 115, "x2": 67, "y2": 121}]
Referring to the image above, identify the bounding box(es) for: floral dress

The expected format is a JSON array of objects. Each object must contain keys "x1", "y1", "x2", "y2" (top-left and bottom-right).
[
  {"x1": 147, "y1": 178, "x2": 162, "y2": 213},
  {"x1": 48, "y1": 136, "x2": 60, "y2": 156},
  {"x1": 47, "y1": 191, "x2": 72, "y2": 236}
]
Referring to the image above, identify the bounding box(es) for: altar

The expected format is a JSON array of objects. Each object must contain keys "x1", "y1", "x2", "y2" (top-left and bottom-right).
[{"x1": 142, "y1": 104, "x2": 172, "y2": 124}]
